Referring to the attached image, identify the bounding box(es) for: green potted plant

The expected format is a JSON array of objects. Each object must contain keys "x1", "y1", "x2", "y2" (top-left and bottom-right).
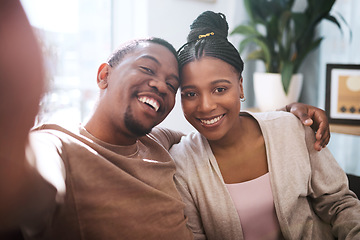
[{"x1": 231, "y1": 0, "x2": 349, "y2": 111}]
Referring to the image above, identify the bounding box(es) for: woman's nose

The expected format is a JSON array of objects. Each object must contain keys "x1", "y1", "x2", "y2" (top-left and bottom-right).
[{"x1": 198, "y1": 94, "x2": 216, "y2": 112}]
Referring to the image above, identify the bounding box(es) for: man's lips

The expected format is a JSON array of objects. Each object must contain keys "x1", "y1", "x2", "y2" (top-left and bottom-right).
[
  {"x1": 138, "y1": 96, "x2": 160, "y2": 112},
  {"x1": 198, "y1": 114, "x2": 225, "y2": 126}
]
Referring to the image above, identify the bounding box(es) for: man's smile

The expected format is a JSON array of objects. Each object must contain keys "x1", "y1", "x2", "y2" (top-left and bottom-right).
[{"x1": 138, "y1": 96, "x2": 160, "y2": 112}]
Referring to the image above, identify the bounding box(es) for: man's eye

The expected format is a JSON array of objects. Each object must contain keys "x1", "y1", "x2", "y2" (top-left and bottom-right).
[
  {"x1": 166, "y1": 83, "x2": 177, "y2": 92},
  {"x1": 141, "y1": 66, "x2": 154, "y2": 74}
]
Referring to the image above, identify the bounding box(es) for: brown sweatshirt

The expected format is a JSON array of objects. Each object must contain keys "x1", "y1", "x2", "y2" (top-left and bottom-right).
[{"x1": 25, "y1": 124, "x2": 193, "y2": 240}]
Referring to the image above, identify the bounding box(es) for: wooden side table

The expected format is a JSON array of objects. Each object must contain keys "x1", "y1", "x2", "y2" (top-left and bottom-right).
[{"x1": 329, "y1": 124, "x2": 360, "y2": 136}]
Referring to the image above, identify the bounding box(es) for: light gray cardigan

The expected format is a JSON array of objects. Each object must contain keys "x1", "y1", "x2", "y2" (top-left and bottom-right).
[{"x1": 170, "y1": 111, "x2": 360, "y2": 240}]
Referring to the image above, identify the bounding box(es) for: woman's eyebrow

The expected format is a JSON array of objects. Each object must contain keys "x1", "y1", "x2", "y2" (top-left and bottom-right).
[
  {"x1": 181, "y1": 79, "x2": 232, "y2": 90},
  {"x1": 181, "y1": 85, "x2": 196, "y2": 91},
  {"x1": 211, "y1": 79, "x2": 231, "y2": 85}
]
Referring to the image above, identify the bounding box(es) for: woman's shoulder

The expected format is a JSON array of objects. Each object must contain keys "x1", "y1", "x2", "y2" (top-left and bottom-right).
[
  {"x1": 242, "y1": 111, "x2": 308, "y2": 145},
  {"x1": 244, "y1": 111, "x2": 302, "y2": 128}
]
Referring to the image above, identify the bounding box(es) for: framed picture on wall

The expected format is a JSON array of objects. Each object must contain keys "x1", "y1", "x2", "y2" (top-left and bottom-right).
[{"x1": 325, "y1": 64, "x2": 360, "y2": 125}]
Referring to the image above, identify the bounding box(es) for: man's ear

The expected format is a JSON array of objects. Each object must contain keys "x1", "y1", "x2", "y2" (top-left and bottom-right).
[{"x1": 97, "y1": 63, "x2": 110, "y2": 89}]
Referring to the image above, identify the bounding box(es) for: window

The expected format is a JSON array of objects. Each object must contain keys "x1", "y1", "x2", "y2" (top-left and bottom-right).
[{"x1": 21, "y1": 0, "x2": 112, "y2": 125}]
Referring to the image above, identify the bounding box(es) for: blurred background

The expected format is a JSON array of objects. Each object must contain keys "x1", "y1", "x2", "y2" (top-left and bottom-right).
[{"x1": 21, "y1": 0, "x2": 359, "y2": 175}]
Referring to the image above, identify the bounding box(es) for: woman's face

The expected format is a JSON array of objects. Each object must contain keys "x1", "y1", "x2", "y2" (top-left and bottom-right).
[{"x1": 180, "y1": 56, "x2": 243, "y2": 141}]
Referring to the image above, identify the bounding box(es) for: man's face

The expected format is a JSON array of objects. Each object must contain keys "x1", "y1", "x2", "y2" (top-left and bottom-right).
[{"x1": 100, "y1": 42, "x2": 179, "y2": 139}]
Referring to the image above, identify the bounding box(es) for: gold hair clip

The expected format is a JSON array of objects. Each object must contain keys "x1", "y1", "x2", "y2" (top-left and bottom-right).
[{"x1": 198, "y1": 32, "x2": 215, "y2": 39}]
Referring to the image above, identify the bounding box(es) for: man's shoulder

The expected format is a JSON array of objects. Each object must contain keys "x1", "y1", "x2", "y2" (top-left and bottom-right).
[
  {"x1": 33, "y1": 123, "x2": 80, "y2": 134},
  {"x1": 30, "y1": 123, "x2": 92, "y2": 151},
  {"x1": 169, "y1": 131, "x2": 205, "y2": 156},
  {"x1": 144, "y1": 127, "x2": 185, "y2": 150}
]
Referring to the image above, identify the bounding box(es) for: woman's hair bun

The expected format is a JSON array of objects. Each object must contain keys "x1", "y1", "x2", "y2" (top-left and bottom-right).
[{"x1": 187, "y1": 11, "x2": 229, "y2": 42}]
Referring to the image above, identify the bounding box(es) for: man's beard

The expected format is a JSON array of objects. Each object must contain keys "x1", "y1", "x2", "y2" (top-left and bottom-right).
[{"x1": 124, "y1": 105, "x2": 154, "y2": 136}]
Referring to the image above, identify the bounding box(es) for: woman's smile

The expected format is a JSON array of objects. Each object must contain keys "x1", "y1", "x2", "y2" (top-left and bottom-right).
[{"x1": 198, "y1": 114, "x2": 225, "y2": 127}]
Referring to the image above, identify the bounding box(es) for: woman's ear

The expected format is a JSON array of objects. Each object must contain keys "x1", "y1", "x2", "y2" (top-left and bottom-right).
[
  {"x1": 97, "y1": 63, "x2": 110, "y2": 89},
  {"x1": 239, "y1": 77, "x2": 244, "y2": 98}
]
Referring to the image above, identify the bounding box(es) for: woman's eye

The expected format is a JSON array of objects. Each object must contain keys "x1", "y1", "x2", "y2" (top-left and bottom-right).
[
  {"x1": 214, "y1": 87, "x2": 226, "y2": 93},
  {"x1": 184, "y1": 92, "x2": 196, "y2": 97}
]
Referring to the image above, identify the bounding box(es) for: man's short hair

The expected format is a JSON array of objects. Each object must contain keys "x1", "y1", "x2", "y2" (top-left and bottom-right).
[{"x1": 107, "y1": 37, "x2": 178, "y2": 68}]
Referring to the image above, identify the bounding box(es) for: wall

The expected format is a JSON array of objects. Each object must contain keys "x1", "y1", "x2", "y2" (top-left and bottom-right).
[{"x1": 318, "y1": 0, "x2": 360, "y2": 176}]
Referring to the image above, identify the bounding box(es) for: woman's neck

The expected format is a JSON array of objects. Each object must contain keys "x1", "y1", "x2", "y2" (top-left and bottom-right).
[
  {"x1": 208, "y1": 113, "x2": 268, "y2": 183},
  {"x1": 208, "y1": 114, "x2": 256, "y2": 154}
]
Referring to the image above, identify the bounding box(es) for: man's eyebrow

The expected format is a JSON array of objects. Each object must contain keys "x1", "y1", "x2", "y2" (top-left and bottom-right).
[
  {"x1": 138, "y1": 54, "x2": 180, "y2": 83},
  {"x1": 137, "y1": 55, "x2": 160, "y2": 65},
  {"x1": 170, "y1": 73, "x2": 180, "y2": 83}
]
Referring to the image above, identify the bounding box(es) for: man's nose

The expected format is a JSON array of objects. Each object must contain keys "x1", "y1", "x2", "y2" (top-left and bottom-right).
[{"x1": 148, "y1": 78, "x2": 168, "y2": 94}]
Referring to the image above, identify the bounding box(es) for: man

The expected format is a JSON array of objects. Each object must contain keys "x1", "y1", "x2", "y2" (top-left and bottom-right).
[
  {"x1": 0, "y1": 2, "x2": 330, "y2": 239},
  {"x1": 13, "y1": 38, "x2": 194, "y2": 240}
]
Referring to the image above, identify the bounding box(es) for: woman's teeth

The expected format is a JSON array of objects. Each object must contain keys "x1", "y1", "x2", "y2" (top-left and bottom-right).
[{"x1": 200, "y1": 115, "x2": 223, "y2": 125}]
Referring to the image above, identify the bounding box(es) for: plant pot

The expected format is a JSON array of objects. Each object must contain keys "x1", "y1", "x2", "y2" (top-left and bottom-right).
[{"x1": 253, "y1": 72, "x2": 303, "y2": 112}]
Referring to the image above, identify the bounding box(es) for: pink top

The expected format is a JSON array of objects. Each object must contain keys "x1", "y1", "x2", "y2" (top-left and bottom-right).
[{"x1": 225, "y1": 173, "x2": 281, "y2": 240}]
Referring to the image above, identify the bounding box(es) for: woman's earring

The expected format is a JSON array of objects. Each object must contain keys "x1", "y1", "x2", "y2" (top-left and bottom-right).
[{"x1": 240, "y1": 96, "x2": 246, "y2": 102}]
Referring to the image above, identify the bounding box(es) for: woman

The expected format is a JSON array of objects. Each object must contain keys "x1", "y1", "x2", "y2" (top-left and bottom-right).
[{"x1": 170, "y1": 11, "x2": 360, "y2": 240}]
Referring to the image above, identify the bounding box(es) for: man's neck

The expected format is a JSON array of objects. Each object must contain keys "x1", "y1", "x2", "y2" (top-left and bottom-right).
[{"x1": 84, "y1": 120, "x2": 139, "y2": 146}]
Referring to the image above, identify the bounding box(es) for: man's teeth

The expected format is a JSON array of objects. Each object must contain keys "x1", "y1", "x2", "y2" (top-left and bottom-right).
[
  {"x1": 138, "y1": 97, "x2": 160, "y2": 112},
  {"x1": 200, "y1": 115, "x2": 223, "y2": 125}
]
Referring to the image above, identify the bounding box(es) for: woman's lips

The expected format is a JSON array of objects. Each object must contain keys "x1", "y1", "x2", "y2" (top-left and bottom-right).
[{"x1": 199, "y1": 114, "x2": 225, "y2": 126}]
